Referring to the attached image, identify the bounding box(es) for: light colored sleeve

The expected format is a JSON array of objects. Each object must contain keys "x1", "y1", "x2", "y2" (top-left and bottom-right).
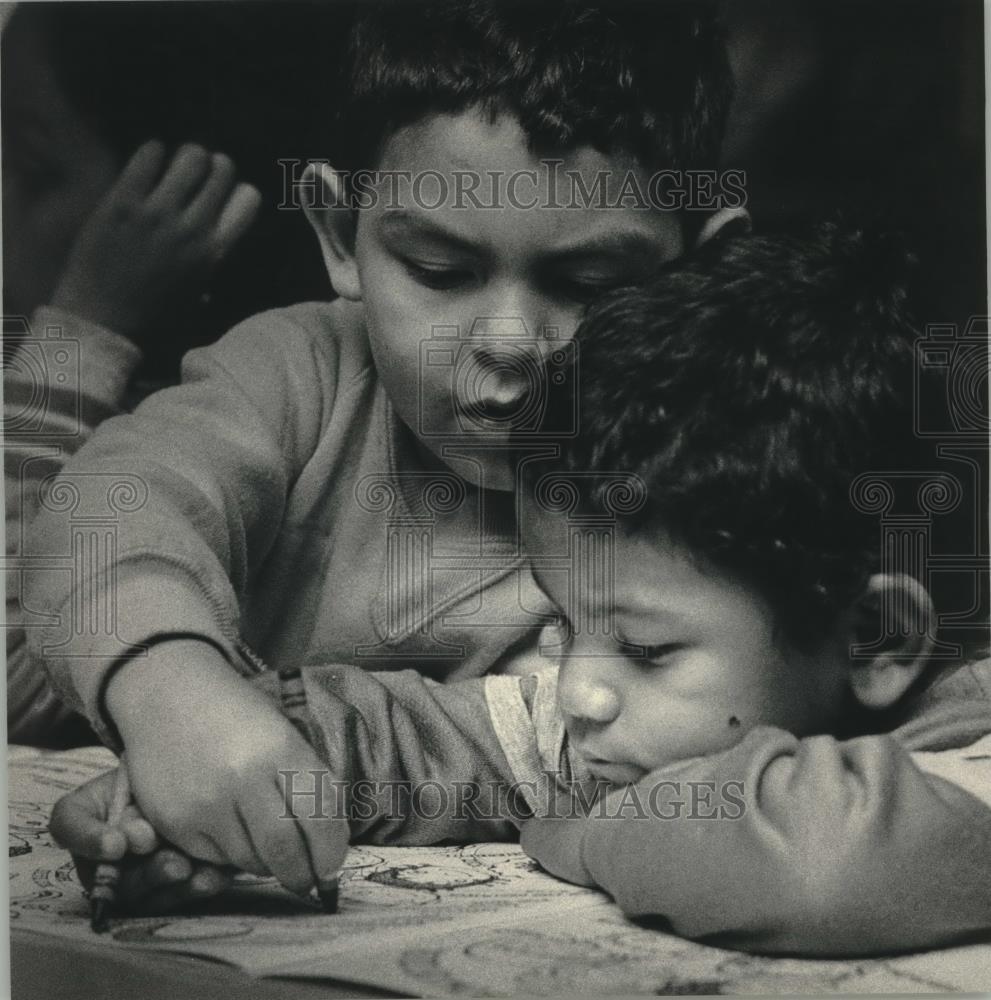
[
  {"x1": 521, "y1": 726, "x2": 991, "y2": 956},
  {"x1": 6, "y1": 308, "x2": 141, "y2": 745},
  {"x1": 21, "y1": 305, "x2": 343, "y2": 748},
  {"x1": 911, "y1": 733, "x2": 991, "y2": 807}
]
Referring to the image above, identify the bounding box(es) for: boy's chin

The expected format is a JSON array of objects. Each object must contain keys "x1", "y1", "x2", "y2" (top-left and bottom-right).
[{"x1": 419, "y1": 440, "x2": 517, "y2": 492}]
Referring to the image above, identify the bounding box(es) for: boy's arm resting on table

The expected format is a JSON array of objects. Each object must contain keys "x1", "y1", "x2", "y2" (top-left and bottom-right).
[
  {"x1": 521, "y1": 725, "x2": 991, "y2": 956},
  {"x1": 21, "y1": 303, "x2": 347, "y2": 747},
  {"x1": 6, "y1": 308, "x2": 141, "y2": 745}
]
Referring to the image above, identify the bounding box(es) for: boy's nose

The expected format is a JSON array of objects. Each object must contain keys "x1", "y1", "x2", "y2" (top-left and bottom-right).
[
  {"x1": 556, "y1": 660, "x2": 621, "y2": 725},
  {"x1": 457, "y1": 342, "x2": 537, "y2": 421}
]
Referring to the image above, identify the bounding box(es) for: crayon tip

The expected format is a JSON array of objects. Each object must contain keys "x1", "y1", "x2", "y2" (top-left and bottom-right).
[
  {"x1": 317, "y1": 878, "x2": 339, "y2": 914},
  {"x1": 90, "y1": 900, "x2": 111, "y2": 934}
]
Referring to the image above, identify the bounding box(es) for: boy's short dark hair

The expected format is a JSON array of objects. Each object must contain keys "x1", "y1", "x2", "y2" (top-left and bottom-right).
[
  {"x1": 525, "y1": 222, "x2": 926, "y2": 649},
  {"x1": 336, "y1": 0, "x2": 732, "y2": 176}
]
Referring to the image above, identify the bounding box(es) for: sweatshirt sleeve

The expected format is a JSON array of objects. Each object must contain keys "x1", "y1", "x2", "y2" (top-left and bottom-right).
[
  {"x1": 520, "y1": 726, "x2": 991, "y2": 956},
  {"x1": 6, "y1": 308, "x2": 142, "y2": 746},
  {"x1": 21, "y1": 304, "x2": 345, "y2": 748},
  {"x1": 278, "y1": 664, "x2": 537, "y2": 844}
]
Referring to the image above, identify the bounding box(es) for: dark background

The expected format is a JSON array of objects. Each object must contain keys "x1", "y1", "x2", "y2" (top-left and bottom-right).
[
  {"x1": 3, "y1": 0, "x2": 985, "y2": 368},
  {"x1": 723, "y1": 0, "x2": 986, "y2": 331}
]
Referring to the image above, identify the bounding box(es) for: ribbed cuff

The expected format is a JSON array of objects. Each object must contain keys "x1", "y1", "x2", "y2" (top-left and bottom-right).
[{"x1": 33, "y1": 305, "x2": 143, "y2": 408}]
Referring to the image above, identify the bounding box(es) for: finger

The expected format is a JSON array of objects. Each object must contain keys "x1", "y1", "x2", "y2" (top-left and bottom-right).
[
  {"x1": 183, "y1": 152, "x2": 237, "y2": 227},
  {"x1": 178, "y1": 820, "x2": 269, "y2": 880},
  {"x1": 209, "y1": 183, "x2": 261, "y2": 262},
  {"x1": 519, "y1": 813, "x2": 597, "y2": 887},
  {"x1": 118, "y1": 848, "x2": 193, "y2": 902},
  {"x1": 113, "y1": 140, "x2": 168, "y2": 199},
  {"x1": 189, "y1": 864, "x2": 234, "y2": 897},
  {"x1": 294, "y1": 794, "x2": 350, "y2": 896},
  {"x1": 50, "y1": 777, "x2": 127, "y2": 861},
  {"x1": 148, "y1": 143, "x2": 214, "y2": 210},
  {"x1": 281, "y1": 749, "x2": 349, "y2": 892},
  {"x1": 133, "y1": 866, "x2": 234, "y2": 916},
  {"x1": 121, "y1": 814, "x2": 159, "y2": 855},
  {"x1": 239, "y1": 789, "x2": 317, "y2": 898}
]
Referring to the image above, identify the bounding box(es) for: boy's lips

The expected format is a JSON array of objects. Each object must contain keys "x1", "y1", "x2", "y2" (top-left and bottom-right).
[
  {"x1": 454, "y1": 399, "x2": 526, "y2": 430},
  {"x1": 574, "y1": 748, "x2": 645, "y2": 785}
]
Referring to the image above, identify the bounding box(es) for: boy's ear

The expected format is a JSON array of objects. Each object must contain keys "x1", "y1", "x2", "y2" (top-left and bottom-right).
[
  {"x1": 846, "y1": 573, "x2": 935, "y2": 710},
  {"x1": 694, "y1": 206, "x2": 751, "y2": 248},
  {"x1": 301, "y1": 163, "x2": 362, "y2": 301}
]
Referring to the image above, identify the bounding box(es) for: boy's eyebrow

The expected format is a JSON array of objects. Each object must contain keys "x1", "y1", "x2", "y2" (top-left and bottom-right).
[
  {"x1": 613, "y1": 605, "x2": 686, "y2": 627},
  {"x1": 544, "y1": 230, "x2": 675, "y2": 262},
  {"x1": 377, "y1": 211, "x2": 677, "y2": 263},
  {"x1": 530, "y1": 561, "x2": 689, "y2": 630},
  {"x1": 378, "y1": 210, "x2": 483, "y2": 255}
]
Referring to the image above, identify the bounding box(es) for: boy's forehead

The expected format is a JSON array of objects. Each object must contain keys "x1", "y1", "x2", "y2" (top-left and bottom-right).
[
  {"x1": 366, "y1": 108, "x2": 684, "y2": 260},
  {"x1": 378, "y1": 108, "x2": 637, "y2": 177}
]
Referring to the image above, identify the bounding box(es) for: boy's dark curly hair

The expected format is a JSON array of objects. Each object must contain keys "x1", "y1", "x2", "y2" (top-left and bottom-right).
[
  {"x1": 527, "y1": 222, "x2": 926, "y2": 649},
  {"x1": 336, "y1": 0, "x2": 733, "y2": 178}
]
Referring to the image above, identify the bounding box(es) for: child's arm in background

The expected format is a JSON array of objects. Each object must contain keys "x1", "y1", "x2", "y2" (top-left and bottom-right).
[
  {"x1": 521, "y1": 726, "x2": 991, "y2": 956},
  {"x1": 49, "y1": 140, "x2": 259, "y2": 349},
  {"x1": 6, "y1": 140, "x2": 259, "y2": 745},
  {"x1": 5, "y1": 317, "x2": 141, "y2": 745}
]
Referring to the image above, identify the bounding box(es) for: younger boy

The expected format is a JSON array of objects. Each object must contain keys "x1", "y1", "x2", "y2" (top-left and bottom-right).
[
  {"x1": 26, "y1": 0, "x2": 739, "y2": 897},
  {"x1": 57, "y1": 224, "x2": 991, "y2": 955}
]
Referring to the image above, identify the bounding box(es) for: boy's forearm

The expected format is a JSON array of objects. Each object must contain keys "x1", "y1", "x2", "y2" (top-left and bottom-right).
[
  {"x1": 292, "y1": 665, "x2": 530, "y2": 844},
  {"x1": 522, "y1": 727, "x2": 991, "y2": 955},
  {"x1": 104, "y1": 638, "x2": 244, "y2": 746}
]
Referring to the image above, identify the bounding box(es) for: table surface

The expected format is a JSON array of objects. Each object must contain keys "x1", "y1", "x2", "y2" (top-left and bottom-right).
[{"x1": 11, "y1": 927, "x2": 405, "y2": 1000}]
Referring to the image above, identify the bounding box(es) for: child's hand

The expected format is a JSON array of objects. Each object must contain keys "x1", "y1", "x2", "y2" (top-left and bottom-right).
[
  {"x1": 50, "y1": 768, "x2": 234, "y2": 914},
  {"x1": 105, "y1": 640, "x2": 349, "y2": 901},
  {"x1": 51, "y1": 140, "x2": 261, "y2": 345}
]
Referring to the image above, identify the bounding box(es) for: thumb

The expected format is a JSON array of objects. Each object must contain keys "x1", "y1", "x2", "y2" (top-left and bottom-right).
[
  {"x1": 50, "y1": 771, "x2": 128, "y2": 861},
  {"x1": 519, "y1": 810, "x2": 597, "y2": 887}
]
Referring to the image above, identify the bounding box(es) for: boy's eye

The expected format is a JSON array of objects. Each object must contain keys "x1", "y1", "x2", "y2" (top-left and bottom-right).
[
  {"x1": 402, "y1": 259, "x2": 474, "y2": 291},
  {"x1": 553, "y1": 614, "x2": 573, "y2": 641},
  {"x1": 624, "y1": 641, "x2": 686, "y2": 663},
  {"x1": 551, "y1": 274, "x2": 627, "y2": 304}
]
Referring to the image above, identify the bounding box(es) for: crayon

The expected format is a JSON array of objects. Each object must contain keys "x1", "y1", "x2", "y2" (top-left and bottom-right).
[{"x1": 278, "y1": 667, "x2": 339, "y2": 914}]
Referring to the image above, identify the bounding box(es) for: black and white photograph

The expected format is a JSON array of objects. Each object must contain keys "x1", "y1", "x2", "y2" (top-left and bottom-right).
[{"x1": 2, "y1": 1, "x2": 989, "y2": 997}]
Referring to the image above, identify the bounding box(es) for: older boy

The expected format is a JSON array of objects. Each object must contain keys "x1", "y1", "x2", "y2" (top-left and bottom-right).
[
  {"x1": 56, "y1": 225, "x2": 990, "y2": 954},
  {"x1": 26, "y1": 1, "x2": 742, "y2": 897}
]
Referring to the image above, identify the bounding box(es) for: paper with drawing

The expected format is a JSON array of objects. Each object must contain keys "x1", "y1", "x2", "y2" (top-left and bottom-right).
[{"x1": 9, "y1": 745, "x2": 990, "y2": 995}]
